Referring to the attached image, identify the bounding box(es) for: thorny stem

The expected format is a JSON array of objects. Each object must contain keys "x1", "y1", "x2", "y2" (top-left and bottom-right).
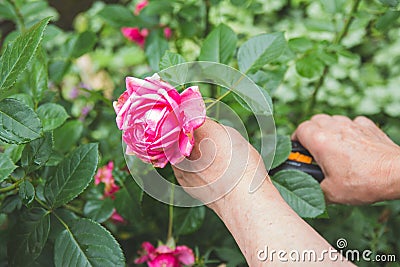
[{"x1": 306, "y1": 0, "x2": 362, "y2": 116}]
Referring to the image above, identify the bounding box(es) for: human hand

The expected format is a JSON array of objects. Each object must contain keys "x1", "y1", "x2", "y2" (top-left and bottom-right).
[
  {"x1": 171, "y1": 118, "x2": 271, "y2": 209},
  {"x1": 293, "y1": 114, "x2": 400, "y2": 205}
]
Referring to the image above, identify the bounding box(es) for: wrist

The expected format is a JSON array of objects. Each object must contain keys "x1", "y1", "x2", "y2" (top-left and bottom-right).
[
  {"x1": 385, "y1": 147, "x2": 400, "y2": 200},
  {"x1": 208, "y1": 172, "x2": 283, "y2": 220}
]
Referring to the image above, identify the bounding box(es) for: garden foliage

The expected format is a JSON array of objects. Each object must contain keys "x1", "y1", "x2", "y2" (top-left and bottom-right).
[{"x1": 0, "y1": 0, "x2": 399, "y2": 266}]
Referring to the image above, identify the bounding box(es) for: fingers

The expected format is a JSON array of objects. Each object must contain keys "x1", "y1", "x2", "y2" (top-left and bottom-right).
[{"x1": 353, "y1": 116, "x2": 392, "y2": 142}]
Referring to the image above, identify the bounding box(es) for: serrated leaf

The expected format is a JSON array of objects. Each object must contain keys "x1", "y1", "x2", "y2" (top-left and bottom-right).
[
  {"x1": 199, "y1": 24, "x2": 237, "y2": 64},
  {"x1": 8, "y1": 208, "x2": 50, "y2": 266},
  {"x1": 0, "y1": 98, "x2": 42, "y2": 144},
  {"x1": 295, "y1": 54, "x2": 324, "y2": 79},
  {"x1": 53, "y1": 120, "x2": 83, "y2": 153},
  {"x1": 83, "y1": 199, "x2": 114, "y2": 223},
  {"x1": 0, "y1": 153, "x2": 16, "y2": 182},
  {"x1": 378, "y1": 0, "x2": 399, "y2": 7},
  {"x1": 160, "y1": 51, "x2": 186, "y2": 70},
  {"x1": 98, "y1": 4, "x2": 141, "y2": 28},
  {"x1": 288, "y1": 37, "x2": 313, "y2": 53},
  {"x1": 0, "y1": 195, "x2": 22, "y2": 213},
  {"x1": 0, "y1": 17, "x2": 50, "y2": 92},
  {"x1": 21, "y1": 132, "x2": 53, "y2": 171},
  {"x1": 174, "y1": 206, "x2": 206, "y2": 235},
  {"x1": 54, "y1": 218, "x2": 125, "y2": 267},
  {"x1": 238, "y1": 32, "x2": 286, "y2": 74},
  {"x1": 114, "y1": 178, "x2": 143, "y2": 222},
  {"x1": 145, "y1": 33, "x2": 169, "y2": 71},
  {"x1": 272, "y1": 170, "x2": 325, "y2": 218},
  {"x1": 271, "y1": 135, "x2": 291, "y2": 169},
  {"x1": 19, "y1": 180, "x2": 35, "y2": 205},
  {"x1": 37, "y1": 103, "x2": 69, "y2": 132},
  {"x1": 67, "y1": 31, "x2": 97, "y2": 59},
  {"x1": 14, "y1": 47, "x2": 48, "y2": 104},
  {"x1": 44, "y1": 143, "x2": 99, "y2": 208},
  {"x1": 3, "y1": 143, "x2": 25, "y2": 163},
  {"x1": 376, "y1": 11, "x2": 400, "y2": 32}
]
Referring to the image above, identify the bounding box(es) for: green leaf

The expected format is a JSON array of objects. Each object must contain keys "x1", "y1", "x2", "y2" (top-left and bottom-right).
[
  {"x1": 19, "y1": 180, "x2": 35, "y2": 205},
  {"x1": 288, "y1": 37, "x2": 313, "y2": 53},
  {"x1": 248, "y1": 66, "x2": 287, "y2": 93},
  {"x1": 8, "y1": 207, "x2": 50, "y2": 266},
  {"x1": 174, "y1": 206, "x2": 206, "y2": 235},
  {"x1": 14, "y1": 47, "x2": 48, "y2": 104},
  {"x1": 54, "y1": 218, "x2": 125, "y2": 267},
  {"x1": 199, "y1": 24, "x2": 237, "y2": 64},
  {"x1": 67, "y1": 31, "x2": 97, "y2": 59},
  {"x1": 295, "y1": 54, "x2": 325, "y2": 79},
  {"x1": 53, "y1": 120, "x2": 83, "y2": 153},
  {"x1": 214, "y1": 247, "x2": 246, "y2": 267},
  {"x1": 0, "y1": 195, "x2": 22, "y2": 213},
  {"x1": 49, "y1": 59, "x2": 71, "y2": 83},
  {"x1": 145, "y1": 33, "x2": 169, "y2": 71},
  {"x1": 45, "y1": 143, "x2": 99, "y2": 208},
  {"x1": 160, "y1": 51, "x2": 186, "y2": 70},
  {"x1": 9, "y1": 93, "x2": 34, "y2": 108},
  {"x1": 0, "y1": 2, "x2": 15, "y2": 20},
  {"x1": 272, "y1": 170, "x2": 326, "y2": 218},
  {"x1": 3, "y1": 143, "x2": 25, "y2": 163},
  {"x1": 37, "y1": 103, "x2": 69, "y2": 132},
  {"x1": 271, "y1": 135, "x2": 291, "y2": 169},
  {"x1": 114, "y1": 178, "x2": 143, "y2": 222},
  {"x1": 98, "y1": 4, "x2": 141, "y2": 28},
  {"x1": 0, "y1": 153, "x2": 16, "y2": 182},
  {"x1": 0, "y1": 98, "x2": 42, "y2": 144},
  {"x1": 0, "y1": 17, "x2": 50, "y2": 92},
  {"x1": 83, "y1": 199, "x2": 114, "y2": 223},
  {"x1": 376, "y1": 11, "x2": 400, "y2": 32},
  {"x1": 378, "y1": 0, "x2": 399, "y2": 7},
  {"x1": 21, "y1": 132, "x2": 53, "y2": 170},
  {"x1": 317, "y1": 49, "x2": 338, "y2": 65},
  {"x1": 237, "y1": 32, "x2": 286, "y2": 74}
]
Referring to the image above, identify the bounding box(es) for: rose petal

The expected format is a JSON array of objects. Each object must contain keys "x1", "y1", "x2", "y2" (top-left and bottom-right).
[
  {"x1": 155, "y1": 245, "x2": 174, "y2": 254},
  {"x1": 148, "y1": 254, "x2": 177, "y2": 267},
  {"x1": 180, "y1": 86, "x2": 206, "y2": 132},
  {"x1": 126, "y1": 76, "x2": 160, "y2": 96},
  {"x1": 134, "y1": 0, "x2": 148, "y2": 15},
  {"x1": 178, "y1": 130, "x2": 194, "y2": 157},
  {"x1": 174, "y1": 246, "x2": 195, "y2": 265},
  {"x1": 121, "y1": 27, "x2": 148, "y2": 47}
]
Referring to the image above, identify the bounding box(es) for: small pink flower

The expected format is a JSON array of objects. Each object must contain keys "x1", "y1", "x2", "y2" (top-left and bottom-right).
[
  {"x1": 110, "y1": 210, "x2": 126, "y2": 224},
  {"x1": 135, "y1": 0, "x2": 149, "y2": 15},
  {"x1": 164, "y1": 27, "x2": 172, "y2": 39},
  {"x1": 134, "y1": 242, "x2": 195, "y2": 267},
  {"x1": 94, "y1": 161, "x2": 120, "y2": 198},
  {"x1": 114, "y1": 74, "x2": 206, "y2": 168},
  {"x1": 121, "y1": 27, "x2": 149, "y2": 48}
]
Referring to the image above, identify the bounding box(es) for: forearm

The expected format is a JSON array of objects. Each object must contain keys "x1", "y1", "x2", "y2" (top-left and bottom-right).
[{"x1": 211, "y1": 175, "x2": 354, "y2": 266}]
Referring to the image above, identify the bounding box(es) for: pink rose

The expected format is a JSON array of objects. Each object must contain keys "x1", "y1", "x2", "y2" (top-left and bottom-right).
[
  {"x1": 94, "y1": 161, "x2": 120, "y2": 198},
  {"x1": 110, "y1": 209, "x2": 126, "y2": 224},
  {"x1": 121, "y1": 27, "x2": 149, "y2": 48},
  {"x1": 164, "y1": 27, "x2": 172, "y2": 39},
  {"x1": 113, "y1": 74, "x2": 206, "y2": 168},
  {"x1": 134, "y1": 242, "x2": 195, "y2": 267},
  {"x1": 135, "y1": 0, "x2": 149, "y2": 15}
]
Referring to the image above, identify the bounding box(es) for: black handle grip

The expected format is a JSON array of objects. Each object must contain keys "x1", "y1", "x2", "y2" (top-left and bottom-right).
[{"x1": 270, "y1": 141, "x2": 325, "y2": 183}]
